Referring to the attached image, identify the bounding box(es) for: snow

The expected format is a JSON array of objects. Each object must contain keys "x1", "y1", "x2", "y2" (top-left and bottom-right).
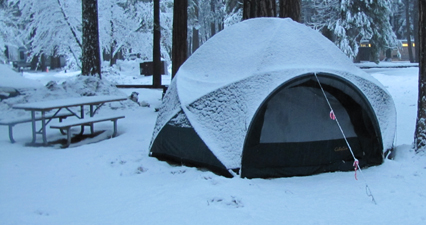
[
  {"x1": 13, "y1": 95, "x2": 127, "y2": 111},
  {"x1": 0, "y1": 60, "x2": 425, "y2": 224},
  {"x1": 177, "y1": 18, "x2": 368, "y2": 104},
  {"x1": 0, "y1": 64, "x2": 44, "y2": 89},
  {"x1": 356, "y1": 61, "x2": 419, "y2": 69}
]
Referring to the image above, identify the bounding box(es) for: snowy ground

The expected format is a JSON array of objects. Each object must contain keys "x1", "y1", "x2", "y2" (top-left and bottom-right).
[{"x1": 0, "y1": 61, "x2": 425, "y2": 225}]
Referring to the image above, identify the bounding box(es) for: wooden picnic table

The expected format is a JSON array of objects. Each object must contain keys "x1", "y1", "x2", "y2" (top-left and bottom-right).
[{"x1": 12, "y1": 95, "x2": 127, "y2": 146}]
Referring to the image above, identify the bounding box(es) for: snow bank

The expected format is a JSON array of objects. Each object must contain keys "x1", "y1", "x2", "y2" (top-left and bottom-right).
[
  {"x1": 0, "y1": 71, "x2": 138, "y2": 122},
  {"x1": 0, "y1": 64, "x2": 43, "y2": 89}
]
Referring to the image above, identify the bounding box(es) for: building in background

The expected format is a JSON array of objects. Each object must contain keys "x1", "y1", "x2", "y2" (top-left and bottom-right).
[
  {"x1": 5, "y1": 45, "x2": 66, "y2": 71},
  {"x1": 356, "y1": 40, "x2": 415, "y2": 62}
]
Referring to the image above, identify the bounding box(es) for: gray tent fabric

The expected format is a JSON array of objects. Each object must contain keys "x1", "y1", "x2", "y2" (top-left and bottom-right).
[
  {"x1": 260, "y1": 86, "x2": 357, "y2": 143},
  {"x1": 149, "y1": 18, "x2": 396, "y2": 178}
]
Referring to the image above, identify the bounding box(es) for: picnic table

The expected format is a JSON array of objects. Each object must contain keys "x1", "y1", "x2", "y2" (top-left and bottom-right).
[{"x1": 12, "y1": 95, "x2": 127, "y2": 146}]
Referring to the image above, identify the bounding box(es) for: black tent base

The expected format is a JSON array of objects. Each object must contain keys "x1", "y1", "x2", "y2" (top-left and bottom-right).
[
  {"x1": 150, "y1": 152, "x2": 234, "y2": 178},
  {"x1": 241, "y1": 137, "x2": 382, "y2": 179},
  {"x1": 150, "y1": 124, "x2": 234, "y2": 177},
  {"x1": 241, "y1": 159, "x2": 371, "y2": 179}
]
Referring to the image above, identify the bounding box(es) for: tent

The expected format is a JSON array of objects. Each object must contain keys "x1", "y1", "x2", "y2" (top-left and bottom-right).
[{"x1": 149, "y1": 18, "x2": 396, "y2": 178}]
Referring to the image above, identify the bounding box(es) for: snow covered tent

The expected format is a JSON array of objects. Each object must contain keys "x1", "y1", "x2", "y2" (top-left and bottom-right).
[{"x1": 149, "y1": 18, "x2": 396, "y2": 178}]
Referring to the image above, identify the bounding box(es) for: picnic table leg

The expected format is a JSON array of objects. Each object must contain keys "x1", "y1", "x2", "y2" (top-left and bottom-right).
[
  {"x1": 31, "y1": 111, "x2": 37, "y2": 143},
  {"x1": 90, "y1": 105, "x2": 94, "y2": 117},
  {"x1": 41, "y1": 111, "x2": 47, "y2": 145},
  {"x1": 89, "y1": 105, "x2": 94, "y2": 134},
  {"x1": 65, "y1": 127, "x2": 71, "y2": 147},
  {"x1": 79, "y1": 105, "x2": 85, "y2": 135},
  {"x1": 8, "y1": 125, "x2": 15, "y2": 143},
  {"x1": 59, "y1": 113, "x2": 67, "y2": 135},
  {"x1": 112, "y1": 119, "x2": 118, "y2": 137}
]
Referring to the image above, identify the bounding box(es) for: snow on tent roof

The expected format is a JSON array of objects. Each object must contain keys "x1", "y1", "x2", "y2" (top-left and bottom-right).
[
  {"x1": 176, "y1": 18, "x2": 376, "y2": 104},
  {"x1": 150, "y1": 18, "x2": 396, "y2": 174}
]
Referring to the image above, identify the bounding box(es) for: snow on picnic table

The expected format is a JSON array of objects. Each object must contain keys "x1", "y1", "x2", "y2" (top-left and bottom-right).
[
  {"x1": 356, "y1": 61, "x2": 419, "y2": 69},
  {"x1": 0, "y1": 61, "x2": 425, "y2": 225},
  {"x1": 12, "y1": 95, "x2": 127, "y2": 111}
]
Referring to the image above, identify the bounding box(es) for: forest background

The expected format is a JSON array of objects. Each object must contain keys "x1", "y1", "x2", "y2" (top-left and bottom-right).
[{"x1": 0, "y1": 0, "x2": 421, "y2": 70}]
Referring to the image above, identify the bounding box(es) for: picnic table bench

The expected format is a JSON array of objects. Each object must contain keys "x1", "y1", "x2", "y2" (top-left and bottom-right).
[
  {"x1": 50, "y1": 114, "x2": 125, "y2": 147},
  {"x1": 0, "y1": 111, "x2": 74, "y2": 143}
]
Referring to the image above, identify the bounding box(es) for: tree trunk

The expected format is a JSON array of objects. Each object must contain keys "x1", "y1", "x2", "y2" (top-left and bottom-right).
[
  {"x1": 4, "y1": 46, "x2": 9, "y2": 62},
  {"x1": 102, "y1": 49, "x2": 110, "y2": 62},
  {"x1": 50, "y1": 47, "x2": 60, "y2": 70},
  {"x1": 30, "y1": 55, "x2": 38, "y2": 71},
  {"x1": 414, "y1": 0, "x2": 426, "y2": 153},
  {"x1": 243, "y1": 0, "x2": 276, "y2": 20},
  {"x1": 192, "y1": 27, "x2": 200, "y2": 53},
  {"x1": 279, "y1": 0, "x2": 301, "y2": 22},
  {"x1": 110, "y1": 43, "x2": 117, "y2": 67},
  {"x1": 81, "y1": 0, "x2": 102, "y2": 78},
  {"x1": 187, "y1": 38, "x2": 192, "y2": 58},
  {"x1": 153, "y1": 0, "x2": 161, "y2": 87},
  {"x1": 109, "y1": 2, "x2": 116, "y2": 67},
  {"x1": 386, "y1": 49, "x2": 392, "y2": 61},
  {"x1": 172, "y1": 0, "x2": 188, "y2": 78},
  {"x1": 405, "y1": 0, "x2": 414, "y2": 63},
  {"x1": 52, "y1": 56, "x2": 61, "y2": 70},
  {"x1": 211, "y1": 22, "x2": 216, "y2": 37},
  {"x1": 40, "y1": 54, "x2": 46, "y2": 72},
  {"x1": 322, "y1": 27, "x2": 334, "y2": 42},
  {"x1": 192, "y1": 0, "x2": 200, "y2": 54},
  {"x1": 210, "y1": 1, "x2": 216, "y2": 37}
]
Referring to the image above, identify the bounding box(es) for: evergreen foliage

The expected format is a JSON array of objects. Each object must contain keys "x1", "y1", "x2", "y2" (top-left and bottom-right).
[{"x1": 312, "y1": 0, "x2": 398, "y2": 63}]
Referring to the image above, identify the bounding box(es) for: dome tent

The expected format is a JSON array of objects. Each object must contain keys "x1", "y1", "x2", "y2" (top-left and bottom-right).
[{"x1": 149, "y1": 18, "x2": 396, "y2": 178}]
